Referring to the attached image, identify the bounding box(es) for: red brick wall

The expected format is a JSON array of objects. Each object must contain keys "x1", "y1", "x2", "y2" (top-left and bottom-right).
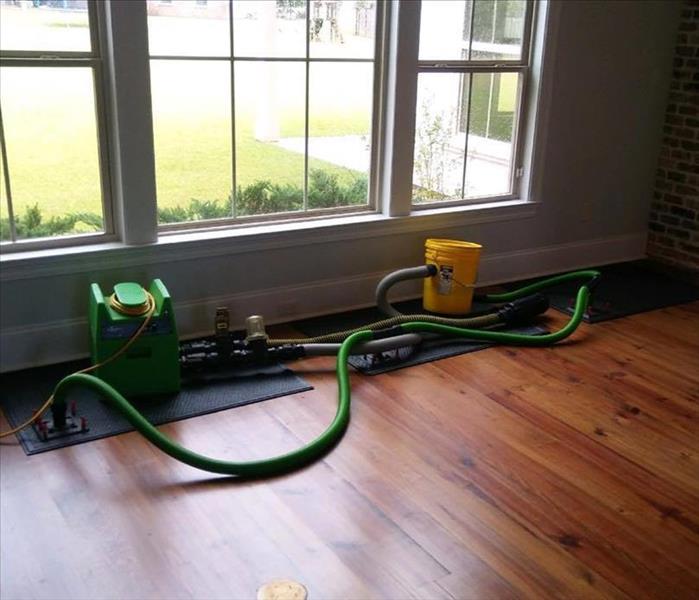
[{"x1": 648, "y1": 0, "x2": 699, "y2": 271}]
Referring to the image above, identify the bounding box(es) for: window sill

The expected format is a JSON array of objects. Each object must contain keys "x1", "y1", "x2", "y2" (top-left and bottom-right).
[{"x1": 0, "y1": 199, "x2": 538, "y2": 282}]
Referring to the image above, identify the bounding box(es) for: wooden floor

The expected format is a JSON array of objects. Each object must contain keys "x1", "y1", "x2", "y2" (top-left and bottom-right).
[{"x1": 1, "y1": 303, "x2": 699, "y2": 600}]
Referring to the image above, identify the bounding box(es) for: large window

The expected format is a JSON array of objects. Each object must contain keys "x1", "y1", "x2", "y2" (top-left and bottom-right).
[
  {"x1": 413, "y1": 0, "x2": 532, "y2": 206},
  {"x1": 0, "y1": 0, "x2": 540, "y2": 252},
  {"x1": 0, "y1": 0, "x2": 110, "y2": 244},
  {"x1": 148, "y1": 0, "x2": 378, "y2": 228}
]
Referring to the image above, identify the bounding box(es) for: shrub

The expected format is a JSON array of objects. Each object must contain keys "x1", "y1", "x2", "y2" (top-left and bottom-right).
[
  {"x1": 235, "y1": 180, "x2": 301, "y2": 216},
  {"x1": 308, "y1": 169, "x2": 367, "y2": 209},
  {"x1": 1, "y1": 204, "x2": 103, "y2": 241},
  {"x1": 2, "y1": 172, "x2": 370, "y2": 239}
]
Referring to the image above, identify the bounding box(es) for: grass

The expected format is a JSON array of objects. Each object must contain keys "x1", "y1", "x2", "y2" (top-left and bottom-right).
[
  {"x1": 152, "y1": 110, "x2": 369, "y2": 211},
  {"x1": 1, "y1": 10, "x2": 373, "y2": 222},
  {"x1": 1, "y1": 82, "x2": 369, "y2": 221}
]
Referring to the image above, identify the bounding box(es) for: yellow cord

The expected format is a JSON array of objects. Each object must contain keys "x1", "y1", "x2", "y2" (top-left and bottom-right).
[{"x1": 0, "y1": 292, "x2": 156, "y2": 439}]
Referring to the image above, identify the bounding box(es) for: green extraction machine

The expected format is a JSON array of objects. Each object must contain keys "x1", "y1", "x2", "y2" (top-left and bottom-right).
[{"x1": 89, "y1": 279, "x2": 180, "y2": 397}]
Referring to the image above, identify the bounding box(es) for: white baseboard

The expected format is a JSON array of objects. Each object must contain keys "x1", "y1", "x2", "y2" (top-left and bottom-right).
[{"x1": 0, "y1": 232, "x2": 647, "y2": 372}]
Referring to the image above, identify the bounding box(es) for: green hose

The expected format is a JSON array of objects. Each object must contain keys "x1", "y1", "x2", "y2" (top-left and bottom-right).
[
  {"x1": 50, "y1": 270, "x2": 598, "y2": 478},
  {"x1": 53, "y1": 329, "x2": 374, "y2": 478},
  {"x1": 477, "y1": 269, "x2": 600, "y2": 303},
  {"x1": 402, "y1": 285, "x2": 590, "y2": 345}
]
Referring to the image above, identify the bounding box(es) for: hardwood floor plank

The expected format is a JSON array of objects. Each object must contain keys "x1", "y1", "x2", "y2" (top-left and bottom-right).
[
  {"x1": 356, "y1": 368, "x2": 696, "y2": 597},
  {"x1": 281, "y1": 374, "x2": 628, "y2": 599}
]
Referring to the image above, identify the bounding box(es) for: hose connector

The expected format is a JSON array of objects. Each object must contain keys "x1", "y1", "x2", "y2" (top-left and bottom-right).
[
  {"x1": 245, "y1": 315, "x2": 268, "y2": 343},
  {"x1": 496, "y1": 293, "x2": 549, "y2": 325}
]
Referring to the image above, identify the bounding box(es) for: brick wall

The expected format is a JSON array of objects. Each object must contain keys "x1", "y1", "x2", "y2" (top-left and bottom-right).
[{"x1": 648, "y1": 0, "x2": 699, "y2": 272}]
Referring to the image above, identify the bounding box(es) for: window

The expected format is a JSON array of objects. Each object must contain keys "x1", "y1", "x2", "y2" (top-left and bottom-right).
[
  {"x1": 413, "y1": 0, "x2": 533, "y2": 207},
  {"x1": 0, "y1": 0, "x2": 111, "y2": 245},
  {"x1": 148, "y1": 0, "x2": 379, "y2": 229},
  {"x1": 0, "y1": 0, "x2": 541, "y2": 253}
]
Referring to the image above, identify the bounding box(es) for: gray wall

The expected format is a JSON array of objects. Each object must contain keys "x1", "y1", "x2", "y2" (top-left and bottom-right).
[{"x1": 0, "y1": 0, "x2": 683, "y2": 371}]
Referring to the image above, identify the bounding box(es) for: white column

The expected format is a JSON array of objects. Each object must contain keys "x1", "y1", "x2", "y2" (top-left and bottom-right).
[
  {"x1": 102, "y1": 0, "x2": 158, "y2": 244},
  {"x1": 378, "y1": 0, "x2": 421, "y2": 216},
  {"x1": 254, "y1": 1, "x2": 280, "y2": 142}
]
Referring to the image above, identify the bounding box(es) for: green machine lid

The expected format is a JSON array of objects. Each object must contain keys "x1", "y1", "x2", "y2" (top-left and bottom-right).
[{"x1": 113, "y1": 282, "x2": 147, "y2": 308}]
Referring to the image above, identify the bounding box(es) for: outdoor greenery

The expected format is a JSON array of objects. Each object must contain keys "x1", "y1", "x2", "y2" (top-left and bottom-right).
[
  {"x1": 1, "y1": 169, "x2": 368, "y2": 240},
  {"x1": 413, "y1": 99, "x2": 457, "y2": 202},
  {"x1": 0, "y1": 204, "x2": 102, "y2": 240},
  {"x1": 163, "y1": 168, "x2": 368, "y2": 221}
]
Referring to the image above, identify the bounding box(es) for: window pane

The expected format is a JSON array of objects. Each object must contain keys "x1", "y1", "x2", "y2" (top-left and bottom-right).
[
  {"x1": 418, "y1": 0, "x2": 526, "y2": 62},
  {"x1": 464, "y1": 71, "x2": 518, "y2": 198},
  {"x1": 309, "y1": 0, "x2": 376, "y2": 59},
  {"x1": 307, "y1": 63, "x2": 372, "y2": 209},
  {"x1": 412, "y1": 73, "x2": 466, "y2": 203},
  {"x1": 148, "y1": 0, "x2": 230, "y2": 57},
  {"x1": 234, "y1": 61, "x2": 306, "y2": 217},
  {"x1": 472, "y1": 0, "x2": 527, "y2": 61},
  {"x1": 0, "y1": 67, "x2": 104, "y2": 240},
  {"x1": 233, "y1": 0, "x2": 306, "y2": 58},
  {"x1": 418, "y1": 1, "x2": 471, "y2": 62},
  {"x1": 151, "y1": 61, "x2": 232, "y2": 224},
  {"x1": 412, "y1": 71, "x2": 519, "y2": 204},
  {"x1": 0, "y1": 1, "x2": 91, "y2": 53}
]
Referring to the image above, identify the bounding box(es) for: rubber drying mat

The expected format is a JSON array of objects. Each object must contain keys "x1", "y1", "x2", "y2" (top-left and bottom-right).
[
  {"x1": 346, "y1": 323, "x2": 548, "y2": 375},
  {"x1": 505, "y1": 260, "x2": 699, "y2": 323},
  {"x1": 1, "y1": 359, "x2": 312, "y2": 455},
  {"x1": 292, "y1": 301, "x2": 547, "y2": 375}
]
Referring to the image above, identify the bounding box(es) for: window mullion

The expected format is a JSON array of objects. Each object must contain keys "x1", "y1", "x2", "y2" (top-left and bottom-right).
[
  {"x1": 0, "y1": 104, "x2": 17, "y2": 242},
  {"x1": 303, "y1": 0, "x2": 310, "y2": 213},
  {"x1": 103, "y1": 0, "x2": 157, "y2": 245},
  {"x1": 381, "y1": 0, "x2": 421, "y2": 217},
  {"x1": 461, "y1": 72, "x2": 473, "y2": 198},
  {"x1": 417, "y1": 64, "x2": 526, "y2": 73},
  {"x1": 229, "y1": 0, "x2": 237, "y2": 218}
]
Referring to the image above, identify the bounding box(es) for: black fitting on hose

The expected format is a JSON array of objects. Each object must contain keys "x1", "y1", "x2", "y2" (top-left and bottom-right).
[
  {"x1": 587, "y1": 274, "x2": 601, "y2": 293},
  {"x1": 496, "y1": 293, "x2": 549, "y2": 325}
]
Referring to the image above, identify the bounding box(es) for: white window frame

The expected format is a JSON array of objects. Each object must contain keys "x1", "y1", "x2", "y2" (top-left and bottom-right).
[
  {"x1": 0, "y1": 0, "x2": 547, "y2": 256},
  {"x1": 0, "y1": 0, "x2": 116, "y2": 251},
  {"x1": 150, "y1": 1, "x2": 388, "y2": 233},
  {"x1": 412, "y1": 1, "x2": 535, "y2": 210},
  {"x1": 381, "y1": 0, "x2": 536, "y2": 215}
]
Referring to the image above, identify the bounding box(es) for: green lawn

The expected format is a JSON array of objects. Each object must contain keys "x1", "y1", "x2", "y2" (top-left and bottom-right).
[
  {"x1": 152, "y1": 109, "x2": 369, "y2": 211},
  {"x1": 0, "y1": 82, "x2": 369, "y2": 222},
  {"x1": 1, "y1": 9, "x2": 373, "y2": 230}
]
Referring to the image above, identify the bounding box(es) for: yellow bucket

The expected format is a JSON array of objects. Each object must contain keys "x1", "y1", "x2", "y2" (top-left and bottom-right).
[{"x1": 423, "y1": 239, "x2": 482, "y2": 314}]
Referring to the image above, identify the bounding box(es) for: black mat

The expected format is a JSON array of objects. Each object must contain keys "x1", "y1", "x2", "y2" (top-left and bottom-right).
[
  {"x1": 346, "y1": 324, "x2": 548, "y2": 375},
  {"x1": 293, "y1": 301, "x2": 547, "y2": 375},
  {"x1": 1, "y1": 359, "x2": 312, "y2": 455},
  {"x1": 507, "y1": 261, "x2": 699, "y2": 323}
]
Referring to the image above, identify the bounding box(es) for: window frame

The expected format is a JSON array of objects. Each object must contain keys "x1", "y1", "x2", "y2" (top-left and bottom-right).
[
  {"x1": 411, "y1": 0, "x2": 536, "y2": 211},
  {"x1": 0, "y1": 0, "x2": 544, "y2": 256},
  {"x1": 0, "y1": 0, "x2": 116, "y2": 252},
  {"x1": 150, "y1": 0, "x2": 387, "y2": 234}
]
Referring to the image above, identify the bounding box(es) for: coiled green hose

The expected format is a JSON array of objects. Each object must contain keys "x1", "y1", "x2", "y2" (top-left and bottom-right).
[
  {"x1": 51, "y1": 270, "x2": 598, "y2": 478},
  {"x1": 52, "y1": 328, "x2": 374, "y2": 478}
]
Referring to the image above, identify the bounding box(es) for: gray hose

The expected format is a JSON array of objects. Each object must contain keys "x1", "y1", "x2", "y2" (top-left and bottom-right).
[
  {"x1": 267, "y1": 264, "x2": 506, "y2": 346},
  {"x1": 267, "y1": 311, "x2": 501, "y2": 345},
  {"x1": 375, "y1": 265, "x2": 437, "y2": 317},
  {"x1": 302, "y1": 333, "x2": 425, "y2": 356}
]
